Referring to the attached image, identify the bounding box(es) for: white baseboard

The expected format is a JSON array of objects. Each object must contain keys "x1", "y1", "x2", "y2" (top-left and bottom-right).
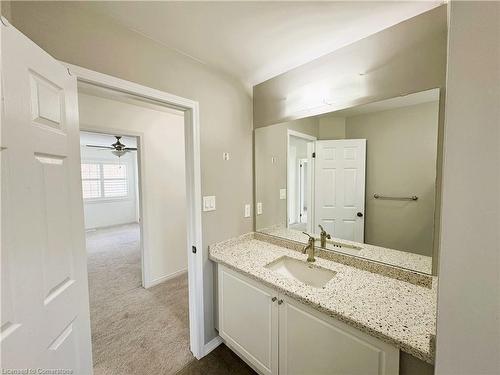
[
  {"x1": 203, "y1": 336, "x2": 223, "y2": 357},
  {"x1": 144, "y1": 268, "x2": 187, "y2": 289}
]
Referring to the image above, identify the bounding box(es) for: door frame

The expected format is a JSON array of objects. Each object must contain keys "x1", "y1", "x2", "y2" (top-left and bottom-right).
[
  {"x1": 63, "y1": 63, "x2": 206, "y2": 359},
  {"x1": 286, "y1": 130, "x2": 316, "y2": 229},
  {"x1": 298, "y1": 157, "x2": 309, "y2": 224}
]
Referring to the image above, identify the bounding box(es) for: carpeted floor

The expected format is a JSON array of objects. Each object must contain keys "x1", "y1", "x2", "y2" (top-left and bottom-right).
[{"x1": 86, "y1": 223, "x2": 255, "y2": 375}]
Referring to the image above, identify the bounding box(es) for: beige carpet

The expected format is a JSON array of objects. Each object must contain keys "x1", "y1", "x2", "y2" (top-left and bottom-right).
[{"x1": 86, "y1": 224, "x2": 193, "y2": 375}]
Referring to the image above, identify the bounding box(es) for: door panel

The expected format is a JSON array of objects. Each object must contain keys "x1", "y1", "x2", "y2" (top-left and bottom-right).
[
  {"x1": 1, "y1": 22, "x2": 92, "y2": 373},
  {"x1": 279, "y1": 296, "x2": 399, "y2": 375},
  {"x1": 218, "y1": 266, "x2": 278, "y2": 375},
  {"x1": 314, "y1": 139, "x2": 366, "y2": 242}
]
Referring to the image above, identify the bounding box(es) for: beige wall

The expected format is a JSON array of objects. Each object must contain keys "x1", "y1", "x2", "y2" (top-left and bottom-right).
[
  {"x1": 5, "y1": 1, "x2": 253, "y2": 344},
  {"x1": 346, "y1": 101, "x2": 439, "y2": 256},
  {"x1": 436, "y1": 2, "x2": 500, "y2": 374},
  {"x1": 79, "y1": 93, "x2": 187, "y2": 283},
  {"x1": 255, "y1": 117, "x2": 318, "y2": 230},
  {"x1": 318, "y1": 116, "x2": 346, "y2": 140}
]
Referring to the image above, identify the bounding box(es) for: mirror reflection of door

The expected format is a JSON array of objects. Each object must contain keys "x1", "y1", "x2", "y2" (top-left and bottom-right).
[
  {"x1": 287, "y1": 131, "x2": 316, "y2": 232},
  {"x1": 298, "y1": 158, "x2": 308, "y2": 225},
  {"x1": 314, "y1": 139, "x2": 366, "y2": 243}
]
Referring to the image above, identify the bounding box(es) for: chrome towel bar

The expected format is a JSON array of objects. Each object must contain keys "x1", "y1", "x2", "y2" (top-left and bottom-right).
[{"x1": 373, "y1": 194, "x2": 418, "y2": 201}]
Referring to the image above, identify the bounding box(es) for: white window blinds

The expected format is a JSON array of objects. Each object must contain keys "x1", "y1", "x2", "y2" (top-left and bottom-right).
[{"x1": 81, "y1": 162, "x2": 128, "y2": 200}]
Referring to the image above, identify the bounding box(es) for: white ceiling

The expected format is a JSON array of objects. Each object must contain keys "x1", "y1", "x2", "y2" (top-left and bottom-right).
[{"x1": 87, "y1": 1, "x2": 443, "y2": 88}]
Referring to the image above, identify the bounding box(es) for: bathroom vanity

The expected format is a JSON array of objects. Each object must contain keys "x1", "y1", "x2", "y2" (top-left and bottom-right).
[
  {"x1": 213, "y1": 11, "x2": 445, "y2": 373},
  {"x1": 210, "y1": 234, "x2": 437, "y2": 375}
]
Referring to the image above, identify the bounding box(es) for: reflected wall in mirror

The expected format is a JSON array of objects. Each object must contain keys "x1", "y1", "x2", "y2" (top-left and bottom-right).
[{"x1": 255, "y1": 89, "x2": 441, "y2": 274}]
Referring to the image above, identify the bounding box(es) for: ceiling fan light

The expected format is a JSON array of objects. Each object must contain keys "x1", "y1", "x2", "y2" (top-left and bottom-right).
[{"x1": 112, "y1": 149, "x2": 127, "y2": 158}]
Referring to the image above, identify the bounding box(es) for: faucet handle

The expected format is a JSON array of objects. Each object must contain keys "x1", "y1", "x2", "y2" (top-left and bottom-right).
[
  {"x1": 318, "y1": 224, "x2": 326, "y2": 234},
  {"x1": 302, "y1": 232, "x2": 315, "y2": 243}
]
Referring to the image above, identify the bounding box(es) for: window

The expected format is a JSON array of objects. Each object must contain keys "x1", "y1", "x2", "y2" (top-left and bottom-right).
[{"x1": 81, "y1": 162, "x2": 128, "y2": 200}]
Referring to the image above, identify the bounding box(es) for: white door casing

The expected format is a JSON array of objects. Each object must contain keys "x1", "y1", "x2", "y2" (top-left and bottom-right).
[
  {"x1": 298, "y1": 158, "x2": 308, "y2": 224},
  {"x1": 63, "y1": 63, "x2": 206, "y2": 359},
  {"x1": 306, "y1": 142, "x2": 315, "y2": 234},
  {"x1": 286, "y1": 130, "x2": 316, "y2": 230},
  {"x1": 1, "y1": 21, "x2": 92, "y2": 373},
  {"x1": 314, "y1": 139, "x2": 366, "y2": 242}
]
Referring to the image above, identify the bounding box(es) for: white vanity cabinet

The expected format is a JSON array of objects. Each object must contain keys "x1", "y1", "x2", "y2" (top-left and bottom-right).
[
  {"x1": 218, "y1": 264, "x2": 279, "y2": 375},
  {"x1": 218, "y1": 265, "x2": 399, "y2": 375}
]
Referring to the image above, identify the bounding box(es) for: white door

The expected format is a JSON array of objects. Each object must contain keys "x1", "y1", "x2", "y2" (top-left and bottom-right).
[
  {"x1": 314, "y1": 139, "x2": 366, "y2": 242},
  {"x1": 1, "y1": 22, "x2": 92, "y2": 373},
  {"x1": 278, "y1": 296, "x2": 399, "y2": 375},
  {"x1": 218, "y1": 266, "x2": 278, "y2": 375}
]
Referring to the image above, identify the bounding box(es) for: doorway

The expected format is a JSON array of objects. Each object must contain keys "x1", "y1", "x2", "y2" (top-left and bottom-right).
[
  {"x1": 77, "y1": 83, "x2": 196, "y2": 373},
  {"x1": 287, "y1": 130, "x2": 316, "y2": 232},
  {"x1": 80, "y1": 132, "x2": 142, "y2": 287}
]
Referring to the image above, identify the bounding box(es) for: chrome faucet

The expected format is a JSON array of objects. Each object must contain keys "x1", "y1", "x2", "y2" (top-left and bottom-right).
[
  {"x1": 302, "y1": 232, "x2": 316, "y2": 262},
  {"x1": 318, "y1": 225, "x2": 331, "y2": 248}
]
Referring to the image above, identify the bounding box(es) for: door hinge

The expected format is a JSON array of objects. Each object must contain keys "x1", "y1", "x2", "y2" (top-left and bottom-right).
[
  {"x1": 312, "y1": 152, "x2": 316, "y2": 158},
  {"x1": 192, "y1": 246, "x2": 197, "y2": 254}
]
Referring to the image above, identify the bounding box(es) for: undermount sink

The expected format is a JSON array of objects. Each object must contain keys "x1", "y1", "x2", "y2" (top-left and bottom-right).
[{"x1": 265, "y1": 256, "x2": 336, "y2": 288}]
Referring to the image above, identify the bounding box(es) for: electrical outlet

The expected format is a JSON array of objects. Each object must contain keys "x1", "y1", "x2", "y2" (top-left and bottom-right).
[
  {"x1": 244, "y1": 204, "x2": 251, "y2": 218},
  {"x1": 257, "y1": 202, "x2": 263, "y2": 215},
  {"x1": 223, "y1": 152, "x2": 230, "y2": 161}
]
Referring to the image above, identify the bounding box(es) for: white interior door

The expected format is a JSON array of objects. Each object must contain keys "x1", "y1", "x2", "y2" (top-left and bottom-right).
[
  {"x1": 1, "y1": 22, "x2": 92, "y2": 372},
  {"x1": 314, "y1": 139, "x2": 366, "y2": 242}
]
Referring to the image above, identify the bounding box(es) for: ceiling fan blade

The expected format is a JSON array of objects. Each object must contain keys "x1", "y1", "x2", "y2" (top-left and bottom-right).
[
  {"x1": 86, "y1": 145, "x2": 114, "y2": 149},
  {"x1": 124, "y1": 147, "x2": 138, "y2": 151}
]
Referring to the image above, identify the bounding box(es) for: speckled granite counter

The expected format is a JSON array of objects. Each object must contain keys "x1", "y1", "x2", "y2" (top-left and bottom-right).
[
  {"x1": 209, "y1": 233, "x2": 438, "y2": 364},
  {"x1": 259, "y1": 226, "x2": 433, "y2": 274}
]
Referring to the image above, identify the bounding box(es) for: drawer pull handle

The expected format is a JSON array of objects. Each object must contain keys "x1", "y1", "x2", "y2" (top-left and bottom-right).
[
  {"x1": 271, "y1": 297, "x2": 277, "y2": 302},
  {"x1": 278, "y1": 299, "x2": 283, "y2": 305}
]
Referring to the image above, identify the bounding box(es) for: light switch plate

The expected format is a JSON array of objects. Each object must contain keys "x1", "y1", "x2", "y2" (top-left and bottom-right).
[
  {"x1": 279, "y1": 188, "x2": 287, "y2": 200},
  {"x1": 203, "y1": 196, "x2": 216, "y2": 212},
  {"x1": 257, "y1": 202, "x2": 263, "y2": 215},
  {"x1": 244, "y1": 204, "x2": 251, "y2": 218}
]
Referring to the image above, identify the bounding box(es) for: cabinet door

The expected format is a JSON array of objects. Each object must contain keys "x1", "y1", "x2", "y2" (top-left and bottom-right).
[
  {"x1": 218, "y1": 265, "x2": 278, "y2": 375},
  {"x1": 278, "y1": 296, "x2": 399, "y2": 375}
]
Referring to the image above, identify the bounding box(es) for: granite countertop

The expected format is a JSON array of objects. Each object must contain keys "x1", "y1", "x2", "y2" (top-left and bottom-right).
[
  {"x1": 209, "y1": 233, "x2": 438, "y2": 364},
  {"x1": 259, "y1": 226, "x2": 433, "y2": 274}
]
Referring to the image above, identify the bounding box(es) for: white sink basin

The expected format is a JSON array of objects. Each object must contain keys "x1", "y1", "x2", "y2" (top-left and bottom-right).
[{"x1": 265, "y1": 256, "x2": 336, "y2": 288}]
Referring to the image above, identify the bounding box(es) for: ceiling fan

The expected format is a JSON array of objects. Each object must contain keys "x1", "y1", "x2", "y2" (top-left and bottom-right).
[{"x1": 86, "y1": 136, "x2": 137, "y2": 158}]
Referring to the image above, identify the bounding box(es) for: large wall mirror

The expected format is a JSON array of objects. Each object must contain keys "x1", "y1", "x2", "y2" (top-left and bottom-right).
[{"x1": 255, "y1": 88, "x2": 441, "y2": 274}]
